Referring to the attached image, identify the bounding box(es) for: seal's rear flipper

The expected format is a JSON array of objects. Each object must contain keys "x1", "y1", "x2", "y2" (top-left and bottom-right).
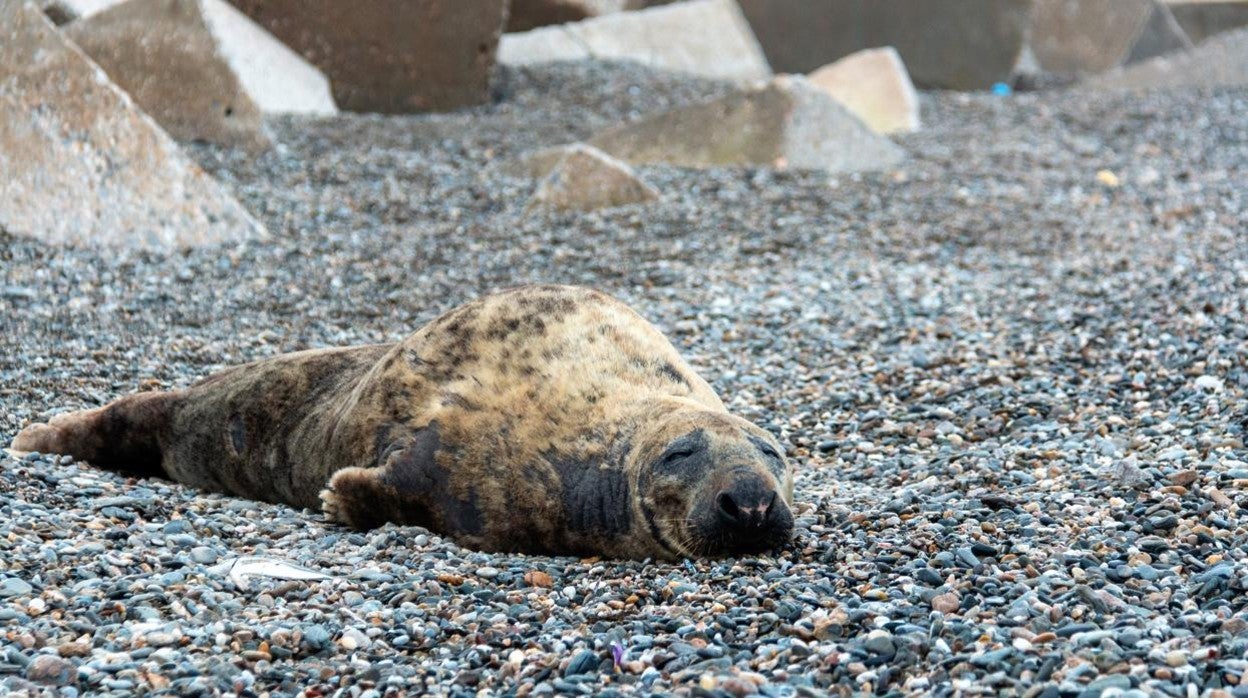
[{"x1": 11, "y1": 391, "x2": 179, "y2": 478}]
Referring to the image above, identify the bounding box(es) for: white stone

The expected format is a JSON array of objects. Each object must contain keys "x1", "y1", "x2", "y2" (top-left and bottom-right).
[{"x1": 499, "y1": 0, "x2": 771, "y2": 83}]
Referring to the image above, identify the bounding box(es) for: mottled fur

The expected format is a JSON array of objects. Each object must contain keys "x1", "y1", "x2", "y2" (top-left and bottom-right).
[{"x1": 13, "y1": 285, "x2": 794, "y2": 559}]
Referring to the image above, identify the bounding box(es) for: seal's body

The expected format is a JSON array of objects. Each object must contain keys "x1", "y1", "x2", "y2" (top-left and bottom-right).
[{"x1": 13, "y1": 285, "x2": 794, "y2": 559}]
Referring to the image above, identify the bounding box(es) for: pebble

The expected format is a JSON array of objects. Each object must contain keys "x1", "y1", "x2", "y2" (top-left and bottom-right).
[
  {"x1": 0, "y1": 578, "x2": 33, "y2": 598},
  {"x1": 25, "y1": 655, "x2": 76, "y2": 686}
]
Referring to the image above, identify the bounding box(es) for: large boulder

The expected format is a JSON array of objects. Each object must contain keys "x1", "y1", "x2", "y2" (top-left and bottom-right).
[
  {"x1": 526, "y1": 144, "x2": 659, "y2": 213},
  {"x1": 67, "y1": 0, "x2": 337, "y2": 150},
  {"x1": 0, "y1": 1, "x2": 264, "y2": 248},
  {"x1": 807, "y1": 47, "x2": 919, "y2": 135},
  {"x1": 588, "y1": 75, "x2": 903, "y2": 173},
  {"x1": 498, "y1": 0, "x2": 771, "y2": 83},
  {"x1": 1165, "y1": 0, "x2": 1248, "y2": 43},
  {"x1": 1086, "y1": 24, "x2": 1248, "y2": 89},
  {"x1": 227, "y1": 0, "x2": 508, "y2": 113},
  {"x1": 734, "y1": 0, "x2": 1032, "y2": 90},
  {"x1": 1029, "y1": 0, "x2": 1192, "y2": 76}
]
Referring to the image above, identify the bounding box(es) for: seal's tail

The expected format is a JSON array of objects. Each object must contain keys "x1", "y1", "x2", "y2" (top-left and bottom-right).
[{"x1": 10, "y1": 391, "x2": 178, "y2": 478}]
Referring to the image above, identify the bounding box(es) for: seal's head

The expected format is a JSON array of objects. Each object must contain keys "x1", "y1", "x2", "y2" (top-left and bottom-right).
[{"x1": 633, "y1": 404, "x2": 795, "y2": 558}]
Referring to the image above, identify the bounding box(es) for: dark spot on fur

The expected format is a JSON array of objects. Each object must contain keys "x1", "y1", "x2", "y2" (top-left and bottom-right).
[
  {"x1": 228, "y1": 414, "x2": 246, "y2": 457},
  {"x1": 440, "y1": 391, "x2": 479, "y2": 411},
  {"x1": 549, "y1": 450, "x2": 632, "y2": 537},
  {"x1": 381, "y1": 423, "x2": 484, "y2": 535},
  {"x1": 658, "y1": 362, "x2": 688, "y2": 386},
  {"x1": 404, "y1": 349, "x2": 426, "y2": 367},
  {"x1": 635, "y1": 473, "x2": 681, "y2": 558}
]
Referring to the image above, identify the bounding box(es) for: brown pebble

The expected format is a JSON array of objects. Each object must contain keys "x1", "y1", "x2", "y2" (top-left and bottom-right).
[
  {"x1": 25, "y1": 655, "x2": 75, "y2": 686},
  {"x1": 57, "y1": 642, "x2": 91, "y2": 657},
  {"x1": 1032, "y1": 632, "x2": 1057, "y2": 644},
  {"x1": 524, "y1": 570, "x2": 554, "y2": 588},
  {"x1": 1170, "y1": 469, "x2": 1199, "y2": 486},
  {"x1": 931, "y1": 592, "x2": 960, "y2": 614},
  {"x1": 1208, "y1": 488, "x2": 1234, "y2": 509}
]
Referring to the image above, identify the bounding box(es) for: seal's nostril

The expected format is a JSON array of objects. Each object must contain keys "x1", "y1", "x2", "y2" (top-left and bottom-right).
[
  {"x1": 717, "y1": 491, "x2": 740, "y2": 521},
  {"x1": 762, "y1": 491, "x2": 777, "y2": 521}
]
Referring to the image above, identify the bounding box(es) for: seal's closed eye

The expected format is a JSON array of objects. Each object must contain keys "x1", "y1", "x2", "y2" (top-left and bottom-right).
[{"x1": 654, "y1": 431, "x2": 709, "y2": 472}]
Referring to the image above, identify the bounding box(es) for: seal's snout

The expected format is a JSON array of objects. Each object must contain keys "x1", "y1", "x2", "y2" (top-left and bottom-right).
[{"x1": 708, "y1": 473, "x2": 793, "y2": 554}]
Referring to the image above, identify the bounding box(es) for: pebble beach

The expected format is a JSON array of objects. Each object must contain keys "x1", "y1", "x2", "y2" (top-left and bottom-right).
[{"x1": 3, "y1": 62, "x2": 1248, "y2": 696}]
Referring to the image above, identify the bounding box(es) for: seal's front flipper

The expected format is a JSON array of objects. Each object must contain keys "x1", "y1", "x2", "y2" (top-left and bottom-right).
[
  {"x1": 11, "y1": 391, "x2": 178, "y2": 478},
  {"x1": 319, "y1": 467, "x2": 405, "y2": 530}
]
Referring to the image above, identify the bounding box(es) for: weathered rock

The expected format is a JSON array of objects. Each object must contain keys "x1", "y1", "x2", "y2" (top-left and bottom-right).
[
  {"x1": 735, "y1": 0, "x2": 1032, "y2": 90},
  {"x1": 526, "y1": 144, "x2": 659, "y2": 212},
  {"x1": 67, "y1": 0, "x2": 336, "y2": 148},
  {"x1": 1165, "y1": 0, "x2": 1248, "y2": 43},
  {"x1": 0, "y1": 1, "x2": 264, "y2": 248},
  {"x1": 69, "y1": 0, "x2": 275, "y2": 152},
  {"x1": 227, "y1": 0, "x2": 508, "y2": 113},
  {"x1": 497, "y1": 144, "x2": 593, "y2": 179},
  {"x1": 807, "y1": 47, "x2": 919, "y2": 135},
  {"x1": 588, "y1": 75, "x2": 903, "y2": 173},
  {"x1": 499, "y1": 0, "x2": 770, "y2": 83},
  {"x1": 1086, "y1": 25, "x2": 1248, "y2": 89},
  {"x1": 1029, "y1": 0, "x2": 1193, "y2": 76},
  {"x1": 507, "y1": 0, "x2": 639, "y2": 32}
]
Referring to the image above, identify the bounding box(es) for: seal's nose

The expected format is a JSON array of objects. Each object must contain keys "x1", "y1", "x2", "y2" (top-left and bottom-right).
[
  {"x1": 716, "y1": 485, "x2": 776, "y2": 528},
  {"x1": 711, "y1": 475, "x2": 791, "y2": 551}
]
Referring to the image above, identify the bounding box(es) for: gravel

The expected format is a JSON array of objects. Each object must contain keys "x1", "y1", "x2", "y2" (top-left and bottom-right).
[{"x1": 3, "y1": 61, "x2": 1248, "y2": 696}]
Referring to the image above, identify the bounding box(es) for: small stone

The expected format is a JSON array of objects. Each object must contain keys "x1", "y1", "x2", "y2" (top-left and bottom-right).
[
  {"x1": 1170, "y1": 469, "x2": 1199, "y2": 486},
  {"x1": 189, "y1": 547, "x2": 218, "y2": 564},
  {"x1": 564, "y1": 649, "x2": 600, "y2": 676},
  {"x1": 524, "y1": 570, "x2": 554, "y2": 588},
  {"x1": 0, "y1": 578, "x2": 34, "y2": 598},
  {"x1": 25, "y1": 655, "x2": 76, "y2": 686},
  {"x1": 931, "y1": 592, "x2": 960, "y2": 614},
  {"x1": 338, "y1": 627, "x2": 370, "y2": 651}
]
